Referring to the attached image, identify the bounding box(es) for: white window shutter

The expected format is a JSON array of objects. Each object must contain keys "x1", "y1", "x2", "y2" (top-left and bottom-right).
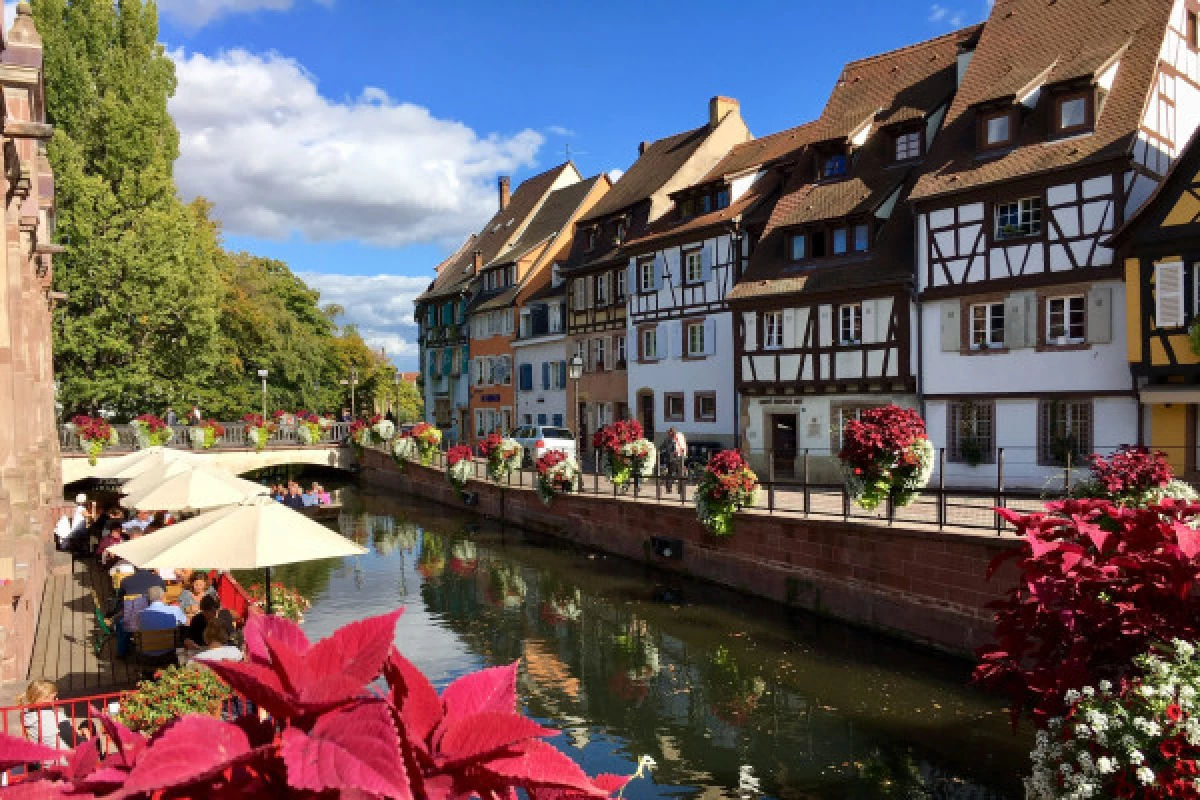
[
  {"x1": 940, "y1": 303, "x2": 960, "y2": 351},
  {"x1": 669, "y1": 321, "x2": 683, "y2": 358},
  {"x1": 782, "y1": 309, "x2": 796, "y2": 348},
  {"x1": 653, "y1": 253, "x2": 666, "y2": 290},
  {"x1": 700, "y1": 243, "x2": 714, "y2": 283},
  {"x1": 656, "y1": 322, "x2": 669, "y2": 360},
  {"x1": 604, "y1": 336, "x2": 614, "y2": 370},
  {"x1": 1005, "y1": 292, "x2": 1027, "y2": 349},
  {"x1": 703, "y1": 317, "x2": 716, "y2": 355},
  {"x1": 744, "y1": 312, "x2": 758, "y2": 351},
  {"x1": 1086, "y1": 286, "x2": 1113, "y2": 344},
  {"x1": 861, "y1": 301, "x2": 876, "y2": 345},
  {"x1": 670, "y1": 249, "x2": 683, "y2": 287},
  {"x1": 1155, "y1": 261, "x2": 1186, "y2": 328},
  {"x1": 627, "y1": 259, "x2": 637, "y2": 296}
]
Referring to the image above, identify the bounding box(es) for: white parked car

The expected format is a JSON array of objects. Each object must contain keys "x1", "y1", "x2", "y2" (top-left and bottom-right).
[{"x1": 511, "y1": 425, "x2": 577, "y2": 465}]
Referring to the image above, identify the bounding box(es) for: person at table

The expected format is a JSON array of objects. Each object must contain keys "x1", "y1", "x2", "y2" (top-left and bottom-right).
[
  {"x1": 122, "y1": 510, "x2": 152, "y2": 534},
  {"x1": 178, "y1": 573, "x2": 217, "y2": 618},
  {"x1": 283, "y1": 483, "x2": 305, "y2": 510},
  {"x1": 301, "y1": 485, "x2": 318, "y2": 507},
  {"x1": 118, "y1": 563, "x2": 166, "y2": 602},
  {"x1": 137, "y1": 586, "x2": 186, "y2": 663},
  {"x1": 96, "y1": 526, "x2": 124, "y2": 565},
  {"x1": 192, "y1": 616, "x2": 242, "y2": 663},
  {"x1": 184, "y1": 593, "x2": 220, "y2": 650}
]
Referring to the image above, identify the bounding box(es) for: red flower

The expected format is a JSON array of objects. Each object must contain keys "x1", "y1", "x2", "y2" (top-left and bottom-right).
[
  {"x1": 1168, "y1": 703, "x2": 1185, "y2": 723},
  {"x1": 1162, "y1": 737, "x2": 1185, "y2": 760}
]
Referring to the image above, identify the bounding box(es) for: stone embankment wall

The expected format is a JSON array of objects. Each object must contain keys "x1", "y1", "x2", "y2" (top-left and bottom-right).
[{"x1": 360, "y1": 449, "x2": 1022, "y2": 657}]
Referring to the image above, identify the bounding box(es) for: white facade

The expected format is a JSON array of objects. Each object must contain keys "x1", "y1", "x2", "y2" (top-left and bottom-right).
[
  {"x1": 626, "y1": 230, "x2": 744, "y2": 449},
  {"x1": 513, "y1": 335, "x2": 569, "y2": 429}
]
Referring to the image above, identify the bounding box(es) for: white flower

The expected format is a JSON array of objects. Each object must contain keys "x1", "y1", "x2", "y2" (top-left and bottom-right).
[
  {"x1": 1064, "y1": 689, "x2": 1082, "y2": 704},
  {"x1": 1137, "y1": 767, "x2": 1156, "y2": 785},
  {"x1": 1140, "y1": 685, "x2": 1157, "y2": 698},
  {"x1": 1175, "y1": 639, "x2": 1195, "y2": 658},
  {"x1": 1128, "y1": 749, "x2": 1144, "y2": 765},
  {"x1": 1098, "y1": 680, "x2": 1113, "y2": 693},
  {"x1": 1082, "y1": 686, "x2": 1095, "y2": 698},
  {"x1": 1074, "y1": 723, "x2": 1091, "y2": 738},
  {"x1": 1096, "y1": 757, "x2": 1116, "y2": 775}
]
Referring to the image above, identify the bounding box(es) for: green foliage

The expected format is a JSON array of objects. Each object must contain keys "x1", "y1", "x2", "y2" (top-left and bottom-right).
[{"x1": 118, "y1": 664, "x2": 233, "y2": 733}]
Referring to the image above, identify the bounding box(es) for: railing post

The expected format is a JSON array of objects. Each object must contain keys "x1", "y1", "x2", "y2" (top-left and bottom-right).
[
  {"x1": 842, "y1": 473, "x2": 850, "y2": 521},
  {"x1": 1065, "y1": 450, "x2": 1073, "y2": 495},
  {"x1": 680, "y1": 460, "x2": 687, "y2": 505},
  {"x1": 594, "y1": 451, "x2": 600, "y2": 495},
  {"x1": 767, "y1": 450, "x2": 775, "y2": 514},
  {"x1": 937, "y1": 447, "x2": 946, "y2": 531},
  {"x1": 656, "y1": 460, "x2": 662, "y2": 502},
  {"x1": 996, "y1": 447, "x2": 1006, "y2": 535},
  {"x1": 802, "y1": 449, "x2": 810, "y2": 517}
]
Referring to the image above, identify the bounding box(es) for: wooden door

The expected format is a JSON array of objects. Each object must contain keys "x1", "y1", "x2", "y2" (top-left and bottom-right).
[
  {"x1": 770, "y1": 414, "x2": 797, "y2": 479},
  {"x1": 639, "y1": 393, "x2": 655, "y2": 441}
]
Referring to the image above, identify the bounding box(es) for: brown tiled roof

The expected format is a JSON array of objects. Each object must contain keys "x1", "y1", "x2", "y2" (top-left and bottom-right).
[
  {"x1": 911, "y1": 0, "x2": 1174, "y2": 201},
  {"x1": 580, "y1": 126, "x2": 713, "y2": 222},
  {"x1": 699, "y1": 121, "x2": 820, "y2": 182},
  {"x1": 486, "y1": 175, "x2": 607, "y2": 268},
  {"x1": 727, "y1": 259, "x2": 913, "y2": 301},
  {"x1": 415, "y1": 162, "x2": 576, "y2": 303}
]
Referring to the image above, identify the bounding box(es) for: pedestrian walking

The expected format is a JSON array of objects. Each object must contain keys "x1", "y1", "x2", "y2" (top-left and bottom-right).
[
  {"x1": 165, "y1": 406, "x2": 177, "y2": 426},
  {"x1": 190, "y1": 405, "x2": 202, "y2": 425},
  {"x1": 662, "y1": 427, "x2": 688, "y2": 492}
]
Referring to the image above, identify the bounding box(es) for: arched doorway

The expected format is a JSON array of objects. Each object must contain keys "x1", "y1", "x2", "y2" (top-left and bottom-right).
[{"x1": 636, "y1": 389, "x2": 655, "y2": 441}]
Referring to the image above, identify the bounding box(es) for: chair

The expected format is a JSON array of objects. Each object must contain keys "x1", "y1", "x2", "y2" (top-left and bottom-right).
[
  {"x1": 89, "y1": 590, "x2": 114, "y2": 657},
  {"x1": 164, "y1": 584, "x2": 183, "y2": 605},
  {"x1": 134, "y1": 627, "x2": 179, "y2": 671}
]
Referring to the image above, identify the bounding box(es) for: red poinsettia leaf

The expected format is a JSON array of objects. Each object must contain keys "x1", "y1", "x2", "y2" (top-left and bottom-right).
[
  {"x1": 440, "y1": 662, "x2": 519, "y2": 722},
  {"x1": 479, "y1": 739, "x2": 606, "y2": 795},
  {"x1": 244, "y1": 612, "x2": 311, "y2": 666},
  {"x1": 436, "y1": 712, "x2": 557, "y2": 764},
  {"x1": 383, "y1": 647, "x2": 443, "y2": 749},
  {"x1": 201, "y1": 660, "x2": 300, "y2": 720},
  {"x1": 119, "y1": 715, "x2": 252, "y2": 796},
  {"x1": 1175, "y1": 522, "x2": 1200, "y2": 560},
  {"x1": 280, "y1": 701, "x2": 412, "y2": 800},
  {"x1": 0, "y1": 733, "x2": 65, "y2": 769},
  {"x1": 305, "y1": 609, "x2": 403, "y2": 685},
  {"x1": 1026, "y1": 533, "x2": 1058, "y2": 559}
]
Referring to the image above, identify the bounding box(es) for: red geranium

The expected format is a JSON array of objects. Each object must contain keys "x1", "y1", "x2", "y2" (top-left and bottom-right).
[
  {"x1": 243, "y1": 413, "x2": 267, "y2": 428},
  {"x1": 478, "y1": 432, "x2": 504, "y2": 458},
  {"x1": 447, "y1": 444, "x2": 474, "y2": 467},
  {"x1": 73, "y1": 414, "x2": 113, "y2": 443},
  {"x1": 134, "y1": 413, "x2": 169, "y2": 433}
]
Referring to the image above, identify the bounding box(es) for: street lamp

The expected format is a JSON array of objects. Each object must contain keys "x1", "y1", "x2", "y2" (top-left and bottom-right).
[
  {"x1": 340, "y1": 368, "x2": 359, "y2": 419},
  {"x1": 568, "y1": 355, "x2": 584, "y2": 463},
  {"x1": 257, "y1": 369, "x2": 269, "y2": 421}
]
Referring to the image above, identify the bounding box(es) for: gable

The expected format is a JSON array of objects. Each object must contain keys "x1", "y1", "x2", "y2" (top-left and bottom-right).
[
  {"x1": 1112, "y1": 128, "x2": 1200, "y2": 248},
  {"x1": 1162, "y1": 167, "x2": 1200, "y2": 227}
]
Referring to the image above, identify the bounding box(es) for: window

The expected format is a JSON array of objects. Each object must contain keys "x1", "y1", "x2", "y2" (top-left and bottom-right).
[
  {"x1": 854, "y1": 224, "x2": 870, "y2": 252},
  {"x1": 572, "y1": 278, "x2": 587, "y2": 310},
  {"x1": 684, "y1": 249, "x2": 704, "y2": 283},
  {"x1": 695, "y1": 392, "x2": 717, "y2": 422},
  {"x1": 549, "y1": 304, "x2": 563, "y2": 333},
  {"x1": 596, "y1": 274, "x2": 609, "y2": 306},
  {"x1": 1189, "y1": 9, "x2": 1198, "y2": 50},
  {"x1": 838, "y1": 304, "x2": 862, "y2": 345},
  {"x1": 614, "y1": 221, "x2": 626, "y2": 243},
  {"x1": 552, "y1": 414, "x2": 564, "y2": 427},
  {"x1": 615, "y1": 335, "x2": 626, "y2": 367},
  {"x1": 594, "y1": 337, "x2": 606, "y2": 371},
  {"x1": 1039, "y1": 400, "x2": 1092, "y2": 467},
  {"x1": 995, "y1": 197, "x2": 1042, "y2": 240},
  {"x1": 586, "y1": 228, "x2": 597, "y2": 251},
  {"x1": 970, "y1": 303, "x2": 1005, "y2": 350},
  {"x1": 665, "y1": 393, "x2": 685, "y2": 422},
  {"x1": 686, "y1": 321, "x2": 705, "y2": 356},
  {"x1": 790, "y1": 234, "x2": 806, "y2": 261},
  {"x1": 615, "y1": 269, "x2": 627, "y2": 300},
  {"x1": 1055, "y1": 93, "x2": 1091, "y2": 135},
  {"x1": 764, "y1": 311, "x2": 784, "y2": 349},
  {"x1": 522, "y1": 414, "x2": 533, "y2": 426},
  {"x1": 822, "y1": 153, "x2": 847, "y2": 178},
  {"x1": 981, "y1": 110, "x2": 1014, "y2": 147},
  {"x1": 895, "y1": 131, "x2": 921, "y2": 161},
  {"x1": 638, "y1": 259, "x2": 655, "y2": 292},
  {"x1": 948, "y1": 401, "x2": 995, "y2": 465},
  {"x1": 640, "y1": 327, "x2": 658, "y2": 360},
  {"x1": 700, "y1": 194, "x2": 713, "y2": 214},
  {"x1": 832, "y1": 227, "x2": 848, "y2": 255},
  {"x1": 1046, "y1": 295, "x2": 1086, "y2": 344},
  {"x1": 536, "y1": 414, "x2": 547, "y2": 426},
  {"x1": 715, "y1": 188, "x2": 730, "y2": 209}
]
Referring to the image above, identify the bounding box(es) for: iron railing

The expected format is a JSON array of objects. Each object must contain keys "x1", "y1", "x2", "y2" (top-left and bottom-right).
[{"x1": 57, "y1": 422, "x2": 352, "y2": 454}]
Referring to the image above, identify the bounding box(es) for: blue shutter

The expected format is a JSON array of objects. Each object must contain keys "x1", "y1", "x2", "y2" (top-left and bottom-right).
[
  {"x1": 426, "y1": 306, "x2": 436, "y2": 327},
  {"x1": 552, "y1": 414, "x2": 564, "y2": 427},
  {"x1": 429, "y1": 349, "x2": 440, "y2": 376},
  {"x1": 519, "y1": 364, "x2": 532, "y2": 391},
  {"x1": 537, "y1": 413, "x2": 548, "y2": 425},
  {"x1": 461, "y1": 345, "x2": 470, "y2": 374},
  {"x1": 458, "y1": 298, "x2": 468, "y2": 323},
  {"x1": 542, "y1": 362, "x2": 551, "y2": 390},
  {"x1": 558, "y1": 360, "x2": 567, "y2": 388},
  {"x1": 442, "y1": 348, "x2": 453, "y2": 375}
]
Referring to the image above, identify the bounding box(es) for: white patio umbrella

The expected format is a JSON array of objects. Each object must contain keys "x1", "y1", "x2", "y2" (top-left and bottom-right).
[
  {"x1": 120, "y1": 466, "x2": 269, "y2": 513},
  {"x1": 106, "y1": 495, "x2": 367, "y2": 613},
  {"x1": 91, "y1": 447, "x2": 198, "y2": 482},
  {"x1": 119, "y1": 458, "x2": 197, "y2": 496}
]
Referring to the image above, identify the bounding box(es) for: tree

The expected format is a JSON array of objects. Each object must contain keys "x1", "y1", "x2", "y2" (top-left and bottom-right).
[
  {"x1": 37, "y1": 0, "x2": 224, "y2": 417},
  {"x1": 394, "y1": 378, "x2": 423, "y2": 423}
]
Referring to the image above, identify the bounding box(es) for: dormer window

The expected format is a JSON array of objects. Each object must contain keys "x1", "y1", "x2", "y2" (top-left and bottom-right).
[
  {"x1": 894, "y1": 130, "x2": 922, "y2": 161},
  {"x1": 979, "y1": 108, "x2": 1016, "y2": 149},
  {"x1": 716, "y1": 187, "x2": 730, "y2": 209},
  {"x1": 1189, "y1": 8, "x2": 1199, "y2": 51},
  {"x1": 614, "y1": 220, "x2": 626, "y2": 244},
  {"x1": 822, "y1": 153, "x2": 847, "y2": 179},
  {"x1": 585, "y1": 228, "x2": 597, "y2": 251},
  {"x1": 1053, "y1": 90, "x2": 1093, "y2": 136}
]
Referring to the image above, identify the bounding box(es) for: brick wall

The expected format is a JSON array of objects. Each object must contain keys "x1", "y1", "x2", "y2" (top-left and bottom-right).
[{"x1": 360, "y1": 449, "x2": 1021, "y2": 656}]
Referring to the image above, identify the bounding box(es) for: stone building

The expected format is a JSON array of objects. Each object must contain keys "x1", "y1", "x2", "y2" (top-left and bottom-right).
[{"x1": 0, "y1": 4, "x2": 63, "y2": 689}]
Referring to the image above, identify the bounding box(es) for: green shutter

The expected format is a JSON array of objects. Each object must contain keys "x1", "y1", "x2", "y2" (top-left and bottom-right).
[
  {"x1": 442, "y1": 348, "x2": 453, "y2": 375},
  {"x1": 458, "y1": 298, "x2": 468, "y2": 323},
  {"x1": 461, "y1": 345, "x2": 470, "y2": 374},
  {"x1": 427, "y1": 349, "x2": 438, "y2": 377}
]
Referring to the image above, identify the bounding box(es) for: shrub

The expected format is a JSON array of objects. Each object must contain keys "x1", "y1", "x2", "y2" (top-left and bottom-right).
[
  {"x1": 975, "y1": 498, "x2": 1200, "y2": 728},
  {"x1": 117, "y1": 665, "x2": 233, "y2": 733},
  {"x1": 838, "y1": 405, "x2": 934, "y2": 511},
  {"x1": 695, "y1": 450, "x2": 758, "y2": 536},
  {"x1": 1073, "y1": 446, "x2": 1198, "y2": 507}
]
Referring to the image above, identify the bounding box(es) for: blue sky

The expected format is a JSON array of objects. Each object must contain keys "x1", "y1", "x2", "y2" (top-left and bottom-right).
[{"x1": 142, "y1": 0, "x2": 990, "y2": 369}]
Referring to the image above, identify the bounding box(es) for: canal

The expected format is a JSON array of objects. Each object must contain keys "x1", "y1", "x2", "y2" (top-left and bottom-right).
[{"x1": 264, "y1": 489, "x2": 1029, "y2": 798}]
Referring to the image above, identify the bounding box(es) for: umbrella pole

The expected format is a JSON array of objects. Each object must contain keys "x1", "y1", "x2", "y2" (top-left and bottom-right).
[{"x1": 264, "y1": 566, "x2": 274, "y2": 615}]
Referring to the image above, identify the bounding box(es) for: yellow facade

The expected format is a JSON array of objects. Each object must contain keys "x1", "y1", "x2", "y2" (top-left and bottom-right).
[{"x1": 1150, "y1": 404, "x2": 1189, "y2": 473}]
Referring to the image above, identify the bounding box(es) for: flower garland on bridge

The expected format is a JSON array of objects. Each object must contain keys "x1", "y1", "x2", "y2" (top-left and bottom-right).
[
  {"x1": 293, "y1": 410, "x2": 322, "y2": 445},
  {"x1": 535, "y1": 449, "x2": 580, "y2": 505},
  {"x1": 72, "y1": 415, "x2": 118, "y2": 465},
  {"x1": 478, "y1": 432, "x2": 522, "y2": 483},
  {"x1": 1072, "y1": 446, "x2": 1198, "y2": 507},
  {"x1": 410, "y1": 422, "x2": 442, "y2": 466},
  {"x1": 188, "y1": 419, "x2": 225, "y2": 450},
  {"x1": 838, "y1": 405, "x2": 934, "y2": 511},
  {"x1": 242, "y1": 413, "x2": 275, "y2": 452},
  {"x1": 594, "y1": 420, "x2": 656, "y2": 488},
  {"x1": 132, "y1": 413, "x2": 174, "y2": 449},
  {"x1": 695, "y1": 450, "x2": 759, "y2": 536},
  {"x1": 446, "y1": 444, "x2": 474, "y2": 495}
]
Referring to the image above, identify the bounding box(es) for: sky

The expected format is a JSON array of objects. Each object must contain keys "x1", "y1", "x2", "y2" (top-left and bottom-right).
[{"x1": 46, "y1": 0, "x2": 992, "y2": 370}]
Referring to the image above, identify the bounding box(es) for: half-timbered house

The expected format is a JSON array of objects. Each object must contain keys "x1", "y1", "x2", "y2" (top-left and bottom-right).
[
  {"x1": 910, "y1": 0, "x2": 1200, "y2": 487},
  {"x1": 561, "y1": 97, "x2": 751, "y2": 458},
  {"x1": 728, "y1": 27, "x2": 976, "y2": 481},
  {"x1": 1110, "y1": 129, "x2": 1200, "y2": 478},
  {"x1": 621, "y1": 126, "x2": 809, "y2": 448}
]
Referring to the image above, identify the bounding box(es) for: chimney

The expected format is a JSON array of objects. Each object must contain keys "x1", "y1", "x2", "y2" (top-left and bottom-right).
[
  {"x1": 472, "y1": 250, "x2": 483, "y2": 272},
  {"x1": 638, "y1": 141, "x2": 651, "y2": 156},
  {"x1": 498, "y1": 176, "x2": 511, "y2": 211},
  {"x1": 709, "y1": 96, "x2": 740, "y2": 127}
]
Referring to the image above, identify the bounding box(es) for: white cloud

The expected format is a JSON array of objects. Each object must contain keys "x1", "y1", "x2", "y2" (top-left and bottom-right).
[
  {"x1": 169, "y1": 48, "x2": 544, "y2": 248},
  {"x1": 928, "y1": 3, "x2": 966, "y2": 25},
  {"x1": 547, "y1": 125, "x2": 575, "y2": 137},
  {"x1": 157, "y1": 0, "x2": 311, "y2": 28},
  {"x1": 301, "y1": 272, "x2": 429, "y2": 365}
]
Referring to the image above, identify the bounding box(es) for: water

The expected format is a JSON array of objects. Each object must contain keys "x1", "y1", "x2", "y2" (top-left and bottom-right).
[{"x1": 265, "y1": 490, "x2": 1030, "y2": 799}]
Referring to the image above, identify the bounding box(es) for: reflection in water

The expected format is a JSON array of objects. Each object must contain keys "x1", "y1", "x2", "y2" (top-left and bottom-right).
[{"x1": 267, "y1": 492, "x2": 1029, "y2": 799}]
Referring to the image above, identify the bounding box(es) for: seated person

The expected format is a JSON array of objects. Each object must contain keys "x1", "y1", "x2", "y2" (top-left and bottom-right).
[
  {"x1": 117, "y1": 564, "x2": 165, "y2": 603},
  {"x1": 317, "y1": 485, "x2": 331, "y2": 506},
  {"x1": 301, "y1": 489, "x2": 318, "y2": 507},
  {"x1": 137, "y1": 586, "x2": 185, "y2": 660},
  {"x1": 96, "y1": 527, "x2": 124, "y2": 564},
  {"x1": 184, "y1": 593, "x2": 219, "y2": 650},
  {"x1": 19, "y1": 679, "x2": 89, "y2": 752},
  {"x1": 191, "y1": 617, "x2": 243, "y2": 663},
  {"x1": 177, "y1": 574, "x2": 217, "y2": 618}
]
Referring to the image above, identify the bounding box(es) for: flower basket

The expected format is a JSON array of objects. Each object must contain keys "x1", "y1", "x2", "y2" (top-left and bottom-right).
[
  {"x1": 392, "y1": 434, "x2": 419, "y2": 466},
  {"x1": 838, "y1": 405, "x2": 934, "y2": 511},
  {"x1": 695, "y1": 450, "x2": 758, "y2": 536},
  {"x1": 478, "y1": 433, "x2": 522, "y2": 484},
  {"x1": 294, "y1": 411, "x2": 323, "y2": 445},
  {"x1": 593, "y1": 420, "x2": 654, "y2": 487},
  {"x1": 1072, "y1": 446, "x2": 1199, "y2": 507},
  {"x1": 372, "y1": 416, "x2": 396, "y2": 443},
  {"x1": 411, "y1": 422, "x2": 443, "y2": 466},
  {"x1": 132, "y1": 414, "x2": 174, "y2": 449},
  {"x1": 73, "y1": 415, "x2": 118, "y2": 465},
  {"x1": 189, "y1": 419, "x2": 225, "y2": 450},
  {"x1": 535, "y1": 450, "x2": 579, "y2": 505},
  {"x1": 117, "y1": 665, "x2": 233, "y2": 733},
  {"x1": 1026, "y1": 640, "x2": 1200, "y2": 799},
  {"x1": 348, "y1": 419, "x2": 372, "y2": 451},
  {"x1": 446, "y1": 445, "x2": 474, "y2": 495},
  {"x1": 247, "y1": 581, "x2": 311, "y2": 623},
  {"x1": 242, "y1": 413, "x2": 275, "y2": 452}
]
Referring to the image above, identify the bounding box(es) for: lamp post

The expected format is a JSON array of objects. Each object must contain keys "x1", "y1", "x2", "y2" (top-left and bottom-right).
[
  {"x1": 340, "y1": 368, "x2": 359, "y2": 419},
  {"x1": 257, "y1": 369, "x2": 269, "y2": 422},
  {"x1": 568, "y1": 355, "x2": 584, "y2": 463}
]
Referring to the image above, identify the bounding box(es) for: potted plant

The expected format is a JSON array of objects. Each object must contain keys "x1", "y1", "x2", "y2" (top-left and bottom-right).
[
  {"x1": 478, "y1": 433, "x2": 522, "y2": 484},
  {"x1": 593, "y1": 420, "x2": 655, "y2": 488},
  {"x1": 392, "y1": 432, "x2": 419, "y2": 466},
  {"x1": 117, "y1": 665, "x2": 233, "y2": 733},
  {"x1": 535, "y1": 450, "x2": 580, "y2": 505},
  {"x1": 446, "y1": 444, "x2": 474, "y2": 496},
  {"x1": 132, "y1": 414, "x2": 174, "y2": 449},
  {"x1": 242, "y1": 413, "x2": 275, "y2": 452},
  {"x1": 188, "y1": 418, "x2": 226, "y2": 450},
  {"x1": 410, "y1": 422, "x2": 443, "y2": 466},
  {"x1": 247, "y1": 581, "x2": 311, "y2": 623},
  {"x1": 1070, "y1": 445, "x2": 1198, "y2": 506},
  {"x1": 371, "y1": 415, "x2": 395, "y2": 443},
  {"x1": 73, "y1": 414, "x2": 119, "y2": 465},
  {"x1": 839, "y1": 405, "x2": 935, "y2": 511},
  {"x1": 695, "y1": 450, "x2": 759, "y2": 536},
  {"x1": 294, "y1": 411, "x2": 323, "y2": 445}
]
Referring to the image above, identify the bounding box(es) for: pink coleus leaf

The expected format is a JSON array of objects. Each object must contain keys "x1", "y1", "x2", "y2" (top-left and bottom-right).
[
  {"x1": 0, "y1": 782, "x2": 80, "y2": 799},
  {"x1": 384, "y1": 647, "x2": 443, "y2": 751},
  {"x1": 479, "y1": 739, "x2": 606, "y2": 796},
  {"x1": 1175, "y1": 522, "x2": 1200, "y2": 560},
  {"x1": 201, "y1": 660, "x2": 300, "y2": 721},
  {"x1": 244, "y1": 612, "x2": 311, "y2": 666},
  {"x1": 281, "y1": 701, "x2": 412, "y2": 800},
  {"x1": 305, "y1": 608, "x2": 404, "y2": 685},
  {"x1": 118, "y1": 715, "x2": 252, "y2": 796},
  {"x1": 440, "y1": 661, "x2": 519, "y2": 722},
  {"x1": 98, "y1": 715, "x2": 147, "y2": 770},
  {"x1": 436, "y1": 712, "x2": 557, "y2": 764},
  {"x1": 0, "y1": 732, "x2": 65, "y2": 769}
]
